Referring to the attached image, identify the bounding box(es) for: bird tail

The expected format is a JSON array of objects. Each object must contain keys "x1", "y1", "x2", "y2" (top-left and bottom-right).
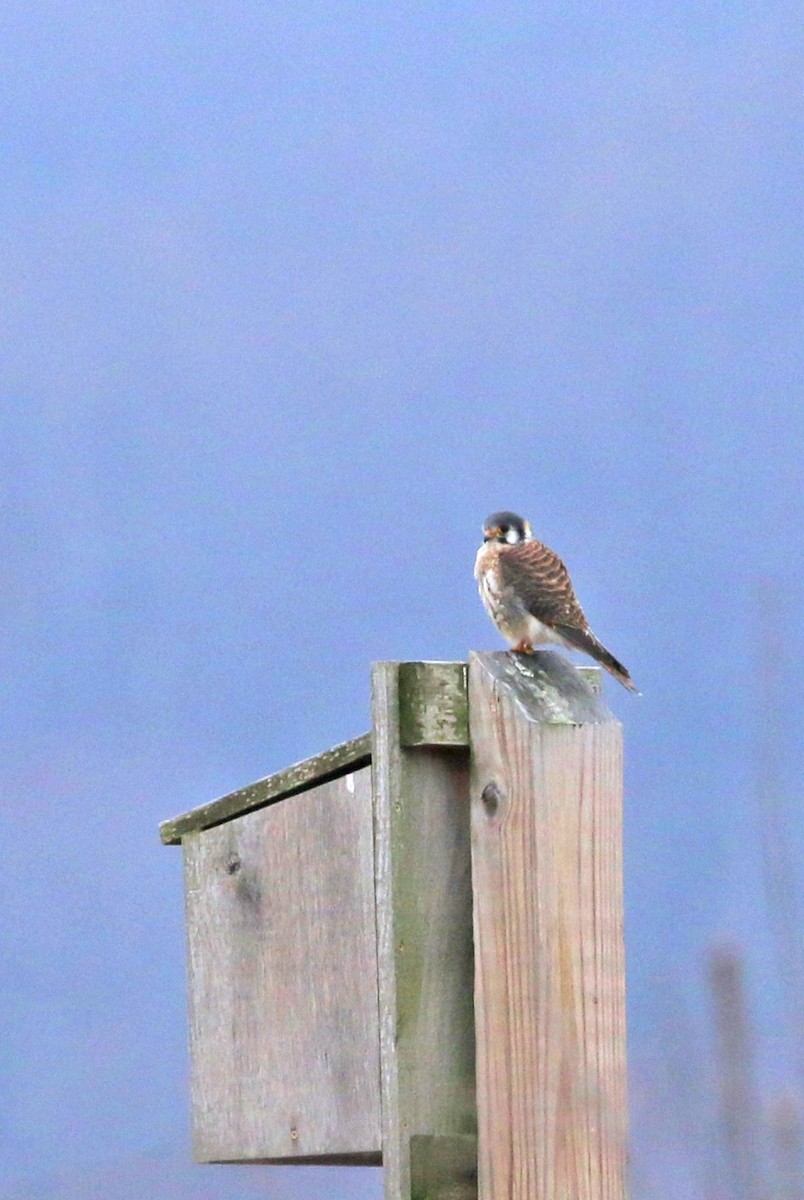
[{"x1": 555, "y1": 625, "x2": 640, "y2": 694}]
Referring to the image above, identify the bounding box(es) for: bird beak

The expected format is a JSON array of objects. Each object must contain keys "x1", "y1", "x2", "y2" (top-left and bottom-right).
[{"x1": 483, "y1": 527, "x2": 501, "y2": 542}]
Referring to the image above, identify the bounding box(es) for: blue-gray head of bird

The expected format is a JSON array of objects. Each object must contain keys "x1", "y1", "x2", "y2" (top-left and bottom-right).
[{"x1": 482, "y1": 511, "x2": 533, "y2": 545}]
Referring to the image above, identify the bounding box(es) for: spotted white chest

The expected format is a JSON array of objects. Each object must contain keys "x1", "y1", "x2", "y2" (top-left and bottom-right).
[
  {"x1": 474, "y1": 543, "x2": 505, "y2": 617},
  {"x1": 474, "y1": 541, "x2": 570, "y2": 650}
]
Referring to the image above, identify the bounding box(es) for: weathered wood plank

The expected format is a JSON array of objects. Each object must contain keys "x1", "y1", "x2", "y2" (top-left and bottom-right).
[
  {"x1": 469, "y1": 650, "x2": 628, "y2": 1200},
  {"x1": 398, "y1": 661, "x2": 468, "y2": 747},
  {"x1": 372, "y1": 663, "x2": 477, "y2": 1200},
  {"x1": 183, "y1": 768, "x2": 382, "y2": 1163},
  {"x1": 161, "y1": 732, "x2": 371, "y2": 845}
]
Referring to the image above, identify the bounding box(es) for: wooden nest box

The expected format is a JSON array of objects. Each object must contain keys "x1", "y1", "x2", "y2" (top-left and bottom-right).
[{"x1": 161, "y1": 653, "x2": 628, "y2": 1200}]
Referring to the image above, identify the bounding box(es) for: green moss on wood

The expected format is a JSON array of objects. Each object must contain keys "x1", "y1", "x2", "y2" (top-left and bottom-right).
[{"x1": 398, "y1": 661, "x2": 468, "y2": 747}]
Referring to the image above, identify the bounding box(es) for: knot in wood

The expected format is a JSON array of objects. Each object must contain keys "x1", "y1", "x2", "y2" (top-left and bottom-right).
[
  {"x1": 225, "y1": 853, "x2": 241, "y2": 875},
  {"x1": 481, "y1": 780, "x2": 503, "y2": 816}
]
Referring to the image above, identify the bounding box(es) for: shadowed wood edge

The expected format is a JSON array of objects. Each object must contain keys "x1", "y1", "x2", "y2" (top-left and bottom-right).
[
  {"x1": 410, "y1": 1134, "x2": 478, "y2": 1199},
  {"x1": 203, "y1": 1152, "x2": 382, "y2": 1166},
  {"x1": 159, "y1": 733, "x2": 371, "y2": 844}
]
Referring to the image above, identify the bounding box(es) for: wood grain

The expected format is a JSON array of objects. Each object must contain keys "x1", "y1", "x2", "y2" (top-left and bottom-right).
[
  {"x1": 183, "y1": 768, "x2": 382, "y2": 1163},
  {"x1": 161, "y1": 732, "x2": 371, "y2": 845},
  {"x1": 469, "y1": 651, "x2": 627, "y2": 1200},
  {"x1": 372, "y1": 662, "x2": 477, "y2": 1200}
]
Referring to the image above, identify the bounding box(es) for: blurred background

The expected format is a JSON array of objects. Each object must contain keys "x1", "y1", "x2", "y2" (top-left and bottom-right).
[{"x1": 1, "y1": 3, "x2": 802, "y2": 1197}]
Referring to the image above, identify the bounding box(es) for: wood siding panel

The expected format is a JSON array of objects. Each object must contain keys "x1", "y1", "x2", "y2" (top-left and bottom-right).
[{"x1": 183, "y1": 768, "x2": 381, "y2": 1163}]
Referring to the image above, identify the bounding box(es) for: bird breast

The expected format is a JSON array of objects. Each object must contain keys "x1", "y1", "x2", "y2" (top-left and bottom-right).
[
  {"x1": 474, "y1": 541, "x2": 569, "y2": 649},
  {"x1": 475, "y1": 542, "x2": 515, "y2": 631}
]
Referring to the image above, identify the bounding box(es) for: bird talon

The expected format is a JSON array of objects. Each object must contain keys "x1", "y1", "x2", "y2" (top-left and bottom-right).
[{"x1": 512, "y1": 640, "x2": 533, "y2": 654}]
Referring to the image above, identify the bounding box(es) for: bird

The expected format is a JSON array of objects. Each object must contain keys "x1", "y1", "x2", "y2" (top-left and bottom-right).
[{"x1": 475, "y1": 510, "x2": 639, "y2": 693}]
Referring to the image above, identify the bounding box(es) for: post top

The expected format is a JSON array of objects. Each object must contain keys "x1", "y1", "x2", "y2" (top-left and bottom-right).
[{"x1": 470, "y1": 650, "x2": 614, "y2": 725}]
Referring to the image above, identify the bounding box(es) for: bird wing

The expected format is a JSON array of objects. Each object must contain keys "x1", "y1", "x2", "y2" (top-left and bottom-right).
[
  {"x1": 498, "y1": 539, "x2": 639, "y2": 692},
  {"x1": 497, "y1": 538, "x2": 589, "y2": 631}
]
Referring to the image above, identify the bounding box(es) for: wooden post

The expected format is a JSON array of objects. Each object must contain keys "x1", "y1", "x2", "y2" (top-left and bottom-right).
[
  {"x1": 372, "y1": 662, "x2": 477, "y2": 1200},
  {"x1": 469, "y1": 650, "x2": 628, "y2": 1200},
  {"x1": 161, "y1": 654, "x2": 628, "y2": 1198}
]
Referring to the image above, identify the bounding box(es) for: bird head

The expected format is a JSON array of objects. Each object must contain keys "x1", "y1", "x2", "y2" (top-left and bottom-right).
[{"x1": 482, "y1": 511, "x2": 532, "y2": 545}]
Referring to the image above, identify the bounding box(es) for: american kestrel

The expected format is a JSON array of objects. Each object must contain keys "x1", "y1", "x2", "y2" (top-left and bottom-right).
[{"x1": 475, "y1": 510, "x2": 638, "y2": 693}]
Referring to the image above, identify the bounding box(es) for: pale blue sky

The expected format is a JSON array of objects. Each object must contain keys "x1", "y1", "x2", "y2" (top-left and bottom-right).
[{"x1": 1, "y1": 4, "x2": 802, "y2": 1197}]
